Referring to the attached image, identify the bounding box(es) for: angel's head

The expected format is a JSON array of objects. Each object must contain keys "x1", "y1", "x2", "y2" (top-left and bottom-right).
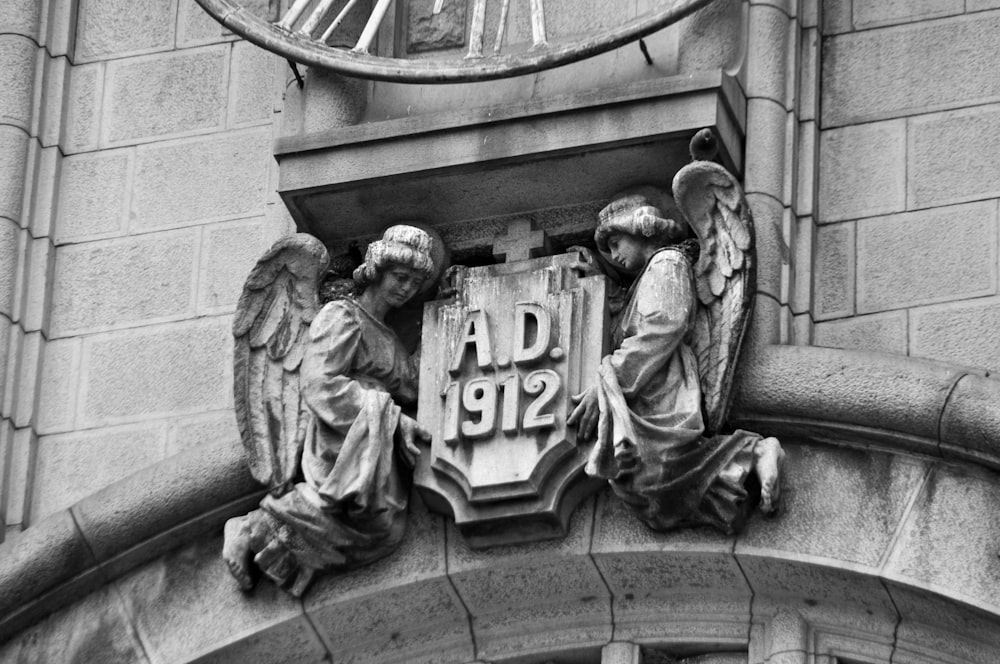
[
  {"x1": 353, "y1": 225, "x2": 436, "y2": 306},
  {"x1": 595, "y1": 187, "x2": 691, "y2": 272}
]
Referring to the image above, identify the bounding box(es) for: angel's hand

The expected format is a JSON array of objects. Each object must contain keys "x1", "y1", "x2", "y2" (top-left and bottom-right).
[
  {"x1": 398, "y1": 414, "x2": 430, "y2": 467},
  {"x1": 566, "y1": 246, "x2": 603, "y2": 279},
  {"x1": 567, "y1": 386, "x2": 599, "y2": 441}
]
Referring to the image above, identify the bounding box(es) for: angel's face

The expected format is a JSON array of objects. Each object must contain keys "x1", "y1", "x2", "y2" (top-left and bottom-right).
[
  {"x1": 606, "y1": 233, "x2": 653, "y2": 274},
  {"x1": 373, "y1": 264, "x2": 426, "y2": 309}
]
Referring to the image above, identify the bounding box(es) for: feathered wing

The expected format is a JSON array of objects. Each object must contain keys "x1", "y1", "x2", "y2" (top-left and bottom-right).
[
  {"x1": 672, "y1": 161, "x2": 756, "y2": 435},
  {"x1": 233, "y1": 234, "x2": 329, "y2": 494}
]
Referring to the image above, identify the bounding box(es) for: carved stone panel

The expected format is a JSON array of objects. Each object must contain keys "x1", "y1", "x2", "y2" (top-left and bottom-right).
[{"x1": 416, "y1": 252, "x2": 608, "y2": 546}]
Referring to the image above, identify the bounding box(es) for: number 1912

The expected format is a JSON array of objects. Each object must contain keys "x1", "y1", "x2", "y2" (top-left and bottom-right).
[{"x1": 441, "y1": 369, "x2": 561, "y2": 445}]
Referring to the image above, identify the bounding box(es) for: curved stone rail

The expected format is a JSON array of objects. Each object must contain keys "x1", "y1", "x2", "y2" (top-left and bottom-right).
[{"x1": 1, "y1": 345, "x2": 998, "y2": 654}]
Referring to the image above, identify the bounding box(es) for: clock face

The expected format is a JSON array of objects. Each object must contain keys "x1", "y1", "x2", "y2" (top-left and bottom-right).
[{"x1": 195, "y1": 0, "x2": 716, "y2": 83}]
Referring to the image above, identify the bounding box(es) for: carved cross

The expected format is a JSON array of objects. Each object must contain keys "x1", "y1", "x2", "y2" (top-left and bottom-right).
[{"x1": 492, "y1": 219, "x2": 552, "y2": 263}]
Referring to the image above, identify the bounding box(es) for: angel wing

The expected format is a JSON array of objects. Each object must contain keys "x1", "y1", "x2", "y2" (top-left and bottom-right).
[
  {"x1": 233, "y1": 234, "x2": 329, "y2": 494},
  {"x1": 672, "y1": 160, "x2": 756, "y2": 435}
]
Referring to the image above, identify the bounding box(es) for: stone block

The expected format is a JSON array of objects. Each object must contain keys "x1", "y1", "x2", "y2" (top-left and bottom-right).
[
  {"x1": 822, "y1": 13, "x2": 1000, "y2": 127},
  {"x1": 44, "y1": 0, "x2": 79, "y2": 58},
  {"x1": 75, "y1": 0, "x2": 177, "y2": 62},
  {"x1": 677, "y1": 0, "x2": 744, "y2": 73},
  {"x1": 909, "y1": 104, "x2": 1000, "y2": 209},
  {"x1": 811, "y1": 221, "x2": 853, "y2": 320},
  {"x1": 0, "y1": 125, "x2": 29, "y2": 225},
  {"x1": 78, "y1": 316, "x2": 232, "y2": 427},
  {"x1": 798, "y1": 29, "x2": 818, "y2": 122},
  {"x1": 910, "y1": 298, "x2": 1000, "y2": 373},
  {"x1": 15, "y1": 240, "x2": 53, "y2": 336},
  {"x1": 177, "y1": 0, "x2": 272, "y2": 47},
  {"x1": 49, "y1": 228, "x2": 198, "y2": 337},
  {"x1": 745, "y1": 193, "x2": 785, "y2": 301},
  {"x1": 11, "y1": 331, "x2": 42, "y2": 429},
  {"x1": 0, "y1": 0, "x2": 41, "y2": 40},
  {"x1": 36, "y1": 56, "x2": 69, "y2": 149},
  {"x1": 0, "y1": 35, "x2": 37, "y2": 132},
  {"x1": 131, "y1": 128, "x2": 270, "y2": 232},
  {"x1": 199, "y1": 217, "x2": 284, "y2": 313},
  {"x1": 23, "y1": 144, "x2": 61, "y2": 240},
  {"x1": 115, "y1": 534, "x2": 326, "y2": 664},
  {"x1": 6, "y1": 428, "x2": 36, "y2": 527},
  {"x1": 282, "y1": 67, "x2": 369, "y2": 137},
  {"x1": 883, "y1": 466, "x2": 1000, "y2": 616},
  {"x1": 31, "y1": 424, "x2": 165, "y2": 520},
  {"x1": 744, "y1": 5, "x2": 790, "y2": 105},
  {"x1": 794, "y1": 121, "x2": 816, "y2": 218},
  {"x1": 228, "y1": 41, "x2": 277, "y2": 128},
  {"x1": 791, "y1": 215, "x2": 814, "y2": 313},
  {"x1": 36, "y1": 337, "x2": 81, "y2": 435},
  {"x1": 0, "y1": 583, "x2": 149, "y2": 664},
  {"x1": 54, "y1": 149, "x2": 131, "y2": 244},
  {"x1": 744, "y1": 99, "x2": 788, "y2": 199},
  {"x1": 940, "y1": 372, "x2": 1000, "y2": 468},
  {"x1": 853, "y1": 0, "x2": 962, "y2": 29},
  {"x1": 814, "y1": 310, "x2": 907, "y2": 355},
  {"x1": 856, "y1": 201, "x2": 997, "y2": 314},
  {"x1": 103, "y1": 46, "x2": 228, "y2": 146},
  {"x1": 63, "y1": 62, "x2": 103, "y2": 154},
  {"x1": 820, "y1": 0, "x2": 852, "y2": 35},
  {"x1": 817, "y1": 120, "x2": 906, "y2": 223},
  {"x1": 738, "y1": 444, "x2": 928, "y2": 568},
  {"x1": 969, "y1": 0, "x2": 1000, "y2": 9},
  {"x1": 0, "y1": 218, "x2": 19, "y2": 318},
  {"x1": 167, "y1": 409, "x2": 239, "y2": 456},
  {"x1": 0, "y1": 325, "x2": 20, "y2": 420},
  {"x1": 306, "y1": 498, "x2": 474, "y2": 664},
  {"x1": 0, "y1": 320, "x2": 9, "y2": 415}
]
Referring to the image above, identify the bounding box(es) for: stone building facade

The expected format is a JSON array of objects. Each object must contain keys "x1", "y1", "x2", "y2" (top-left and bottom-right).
[{"x1": 1, "y1": 0, "x2": 999, "y2": 662}]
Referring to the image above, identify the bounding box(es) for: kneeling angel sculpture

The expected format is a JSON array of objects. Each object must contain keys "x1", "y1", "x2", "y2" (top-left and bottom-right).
[
  {"x1": 569, "y1": 143, "x2": 784, "y2": 534},
  {"x1": 223, "y1": 225, "x2": 438, "y2": 596}
]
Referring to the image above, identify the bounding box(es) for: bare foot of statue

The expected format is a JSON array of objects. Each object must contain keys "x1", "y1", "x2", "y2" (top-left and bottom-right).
[
  {"x1": 222, "y1": 516, "x2": 255, "y2": 591},
  {"x1": 754, "y1": 437, "x2": 784, "y2": 515}
]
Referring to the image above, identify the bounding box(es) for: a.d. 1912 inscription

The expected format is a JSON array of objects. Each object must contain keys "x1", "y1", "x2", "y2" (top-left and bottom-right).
[{"x1": 415, "y1": 252, "x2": 608, "y2": 546}]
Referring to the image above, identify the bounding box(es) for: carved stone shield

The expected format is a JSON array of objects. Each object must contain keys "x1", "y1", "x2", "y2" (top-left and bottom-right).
[{"x1": 415, "y1": 253, "x2": 607, "y2": 547}]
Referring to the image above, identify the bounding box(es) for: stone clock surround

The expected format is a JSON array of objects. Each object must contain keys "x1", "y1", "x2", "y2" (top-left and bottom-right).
[{"x1": 2, "y1": 344, "x2": 999, "y2": 662}]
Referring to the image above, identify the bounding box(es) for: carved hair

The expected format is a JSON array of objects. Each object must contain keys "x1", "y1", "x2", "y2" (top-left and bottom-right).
[
  {"x1": 353, "y1": 225, "x2": 436, "y2": 287},
  {"x1": 594, "y1": 186, "x2": 691, "y2": 254}
]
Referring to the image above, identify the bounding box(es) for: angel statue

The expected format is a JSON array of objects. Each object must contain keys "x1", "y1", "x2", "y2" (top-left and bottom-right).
[
  {"x1": 567, "y1": 132, "x2": 784, "y2": 534},
  {"x1": 222, "y1": 225, "x2": 442, "y2": 596}
]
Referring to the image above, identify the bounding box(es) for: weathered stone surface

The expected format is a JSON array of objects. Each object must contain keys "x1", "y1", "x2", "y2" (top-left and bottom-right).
[
  {"x1": 0, "y1": 126, "x2": 29, "y2": 224},
  {"x1": 888, "y1": 583, "x2": 1000, "y2": 664},
  {"x1": 744, "y1": 4, "x2": 790, "y2": 105},
  {"x1": 968, "y1": 0, "x2": 1000, "y2": 9},
  {"x1": 0, "y1": 36, "x2": 37, "y2": 132},
  {"x1": 75, "y1": 0, "x2": 176, "y2": 61},
  {"x1": 22, "y1": 144, "x2": 59, "y2": 242},
  {"x1": 177, "y1": 0, "x2": 272, "y2": 47},
  {"x1": 744, "y1": 99, "x2": 788, "y2": 199},
  {"x1": 306, "y1": 499, "x2": 473, "y2": 664},
  {"x1": 281, "y1": 67, "x2": 368, "y2": 136},
  {"x1": 909, "y1": 105, "x2": 1000, "y2": 209},
  {"x1": 36, "y1": 56, "x2": 69, "y2": 149},
  {"x1": 0, "y1": 319, "x2": 10, "y2": 414},
  {"x1": 739, "y1": 444, "x2": 927, "y2": 567},
  {"x1": 406, "y1": 0, "x2": 466, "y2": 53},
  {"x1": 78, "y1": 316, "x2": 232, "y2": 426},
  {"x1": 49, "y1": 229, "x2": 198, "y2": 337},
  {"x1": 167, "y1": 409, "x2": 239, "y2": 456},
  {"x1": 794, "y1": 121, "x2": 816, "y2": 216},
  {"x1": 884, "y1": 466, "x2": 1000, "y2": 615},
  {"x1": 63, "y1": 62, "x2": 103, "y2": 154},
  {"x1": 814, "y1": 310, "x2": 907, "y2": 355},
  {"x1": 811, "y1": 221, "x2": 853, "y2": 320},
  {"x1": 131, "y1": 128, "x2": 270, "y2": 232},
  {"x1": 677, "y1": 0, "x2": 744, "y2": 73},
  {"x1": 940, "y1": 373, "x2": 1000, "y2": 467},
  {"x1": 821, "y1": 0, "x2": 852, "y2": 35},
  {"x1": 853, "y1": 0, "x2": 962, "y2": 29},
  {"x1": 746, "y1": 193, "x2": 785, "y2": 302},
  {"x1": 0, "y1": 0, "x2": 41, "y2": 40},
  {"x1": 104, "y1": 46, "x2": 228, "y2": 145},
  {"x1": 856, "y1": 201, "x2": 997, "y2": 314},
  {"x1": 36, "y1": 337, "x2": 80, "y2": 435},
  {"x1": 0, "y1": 218, "x2": 18, "y2": 318},
  {"x1": 54, "y1": 149, "x2": 130, "y2": 243},
  {"x1": 818, "y1": 120, "x2": 906, "y2": 223},
  {"x1": 199, "y1": 217, "x2": 284, "y2": 313},
  {"x1": 228, "y1": 41, "x2": 275, "y2": 128},
  {"x1": 822, "y1": 12, "x2": 1000, "y2": 127},
  {"x1": 32, "y1": 424, "x2": 166, "y2": 520},
  {"x1": 116, "y1": 535, "x2": 326, "y2": 664},
  {"x1": 11, "y1": 332, "x2": 41, "y2": 429},
  {"x1": 14, "y1": 236, "x2": 54, "y2": 334},
  {"x1": 0, "y1": 583, "x2": 149, "y2": 664},
  {"x1": 911, "y1": 297, "x2": 1000, "y2": 372}
]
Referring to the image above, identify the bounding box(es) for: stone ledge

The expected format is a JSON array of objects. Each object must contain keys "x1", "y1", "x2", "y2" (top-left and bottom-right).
[{"x1": 2, "y1": 345, "x2": 1000, "y2": 647}]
